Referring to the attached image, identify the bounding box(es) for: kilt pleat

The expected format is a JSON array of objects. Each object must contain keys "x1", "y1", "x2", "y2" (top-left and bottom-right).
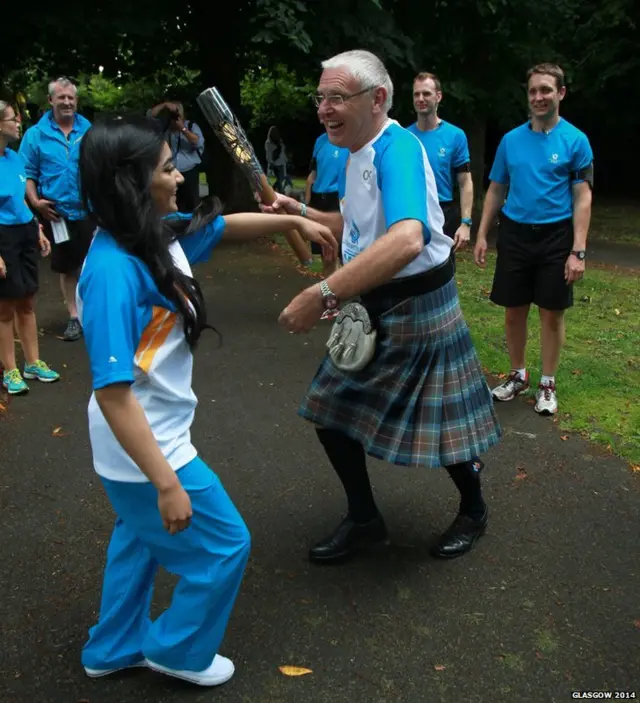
[{"x1": 298, "y1": 279, "x2": 501, "y2": 468}]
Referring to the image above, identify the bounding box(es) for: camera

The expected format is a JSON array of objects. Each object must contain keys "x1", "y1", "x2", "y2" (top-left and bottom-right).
[{"x1": 154, "y1": 104, "x2": 181, "y2": 132}]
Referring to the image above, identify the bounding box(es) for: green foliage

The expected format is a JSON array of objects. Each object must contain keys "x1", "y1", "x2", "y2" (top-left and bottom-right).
[{"x1": 240, "y1": 63, "x2": 316, "y2": 128}]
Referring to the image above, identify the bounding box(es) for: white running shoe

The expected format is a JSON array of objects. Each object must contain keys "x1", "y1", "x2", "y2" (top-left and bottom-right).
[
  {"x1": 492, "y1": 370, "x2": 530, "y2": 402},
  {"x1": 84, "y1": 660, "x2": 147, "y2": 678},
  {"x1": 535, "y1": 382, "x2": 558, "y2": 415},
  {"x1": 146, "y1": 654, "x2": 235, "y2": 687}
]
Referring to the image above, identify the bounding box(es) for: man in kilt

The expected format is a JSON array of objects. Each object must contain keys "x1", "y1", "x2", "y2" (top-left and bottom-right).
[{"x1": 264, "y1": 50, "x2": 501, "y2": 563}]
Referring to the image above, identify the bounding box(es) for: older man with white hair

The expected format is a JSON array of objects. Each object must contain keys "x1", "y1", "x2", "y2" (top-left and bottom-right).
[
  {"x1": 265, "y1": 50, "x2": 501, "y2": 563},
  {"x1": 20, "y1": 77, "x2": 92, "y2": 341}
]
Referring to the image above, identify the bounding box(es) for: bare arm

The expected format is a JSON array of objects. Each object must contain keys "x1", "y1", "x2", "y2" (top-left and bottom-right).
[
  {"x1": 25, "y1": 180, "x2": 40, "y2": 209},
  {"x1": 262, "y1": 195, "x2": 343, "y2": 241},
  {"x1": 95, "y1": 384, "x2": 180, "y2": 492},
  {"x1": 457, "y1": 171, "x2": 474, "y2": 221},
  {"x1": 476, "y1": 181, "x2": 507, "y2": 242},
  {"x1": 305, "y1": 170, "x2": 316, "y2": 204},
  {"x1": 96, "y1": 384, "x2": 192, "y2": 533},
  {"x1": 326, "y1": 219, "x2": 423, "y2": 300},
  {"x1": 222, "y1": 212, "x2": 338, "y2": 259},
  {"x1": 571, "y1": 181, "x2": 592, "y2": 250}
]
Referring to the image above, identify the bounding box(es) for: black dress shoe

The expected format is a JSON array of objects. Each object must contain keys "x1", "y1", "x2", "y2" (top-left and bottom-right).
[
  {"x1": 309, "y1": 513, "x2": 388, "y2": 563},
  {"x1": 431, "y1": 507, "x2": 488, "y2": 559}
]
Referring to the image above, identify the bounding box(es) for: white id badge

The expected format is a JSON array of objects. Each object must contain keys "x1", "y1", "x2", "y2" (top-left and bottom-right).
[{"x1": 50, "y1": 219, "x2": 70, "y2": 244}]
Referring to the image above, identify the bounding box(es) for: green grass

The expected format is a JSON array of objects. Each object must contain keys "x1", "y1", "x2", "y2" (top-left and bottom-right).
[{"x1": 454, "y1": 252, "x2": 640, "y2": 464}]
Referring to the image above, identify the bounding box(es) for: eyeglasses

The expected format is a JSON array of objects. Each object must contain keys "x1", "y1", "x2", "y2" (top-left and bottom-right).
[
  {"x1": 1, "y1": 115, "x2": 21, "y2": 123},
  {"x1": 311, "y1": 86, "x2": 376, "y2": 108}
]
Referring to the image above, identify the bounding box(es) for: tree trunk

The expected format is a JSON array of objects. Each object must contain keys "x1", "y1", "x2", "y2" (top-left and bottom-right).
[
  {"x1": 191, "y1": 15, "x2": 257, "y2": 213},
  {"x1": 465, "y1": 115, "x2": 487, "y2": 214}
]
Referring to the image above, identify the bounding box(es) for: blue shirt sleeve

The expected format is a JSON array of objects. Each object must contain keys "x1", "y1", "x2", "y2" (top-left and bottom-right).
[
  {"x1": 453, "y1": 130, "x2": 470, "y2": 168},
  {"x1": 377, "y1": 132, "x2": 428, "y2": 238},
  {"x1": 79, "y1": 257, "x2": 147, "y2": 391},
  {"x1": 190, "y1": 122, "x2": 205, "y2": 151},
  {"x1": 178, "y1": 214, "x2": 226, "y2": 265},
  {"x1": 18, "y1": 127, "x2": 40, "y2": 182},
  {"x1": 569, "y1": 133, "x2": 594, "y2": 181},
  {"x1": 489, "y1": 136, "x2": 509, "y2": 184}
]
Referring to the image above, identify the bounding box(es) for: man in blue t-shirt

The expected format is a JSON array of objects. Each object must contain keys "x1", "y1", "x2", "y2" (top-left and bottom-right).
[
  {"x1": 305, "y1": 132, "x2": 349, "y2": 275},
  {"x1": 406, "y1": 72, "x2": 473, "y2": 255},
  {"x1": 474, "y1": 63, "x2": 594, "y2": 416}
]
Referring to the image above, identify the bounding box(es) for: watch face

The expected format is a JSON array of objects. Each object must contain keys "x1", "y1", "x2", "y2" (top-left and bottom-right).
[{"x1": 325, "y1": 295, "x2": 338, "y2": 310}]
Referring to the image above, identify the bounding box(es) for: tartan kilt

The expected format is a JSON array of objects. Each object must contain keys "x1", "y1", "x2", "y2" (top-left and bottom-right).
[{"x1": 299, "y1": 279, "x2": 501, "y2": 468}]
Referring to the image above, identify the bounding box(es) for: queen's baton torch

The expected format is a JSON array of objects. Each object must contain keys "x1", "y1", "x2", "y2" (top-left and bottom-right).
[{"x1": 197, "y1": 87, "x2": 311, "y2": 265}]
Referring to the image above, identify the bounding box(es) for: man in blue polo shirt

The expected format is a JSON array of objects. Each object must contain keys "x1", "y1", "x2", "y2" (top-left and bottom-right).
[
  {"x1": 474, "y1": 63, "x2": 593, "y2": 416},
  {"x1": 406, "y1": 72, "x2": 473, "y2": 256},
  {"x1": 20, "y1": 77, "x2": 92, "y2": 342},
  {"x1": 305, "y1": 132, "x2": 349, "y2": 276}
]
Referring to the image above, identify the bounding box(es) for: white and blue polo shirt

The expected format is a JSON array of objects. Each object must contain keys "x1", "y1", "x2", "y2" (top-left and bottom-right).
[
  {"x1": 406, "y1": 120, "x2": 470, "y2": 203},
  {"x1": 489, "y1": 118, "x2": 593, "y2": 225},
  {"x1": 77, "y1": 215, "x2": 225, "y2": 483},
  {"x1": 339, "y1": 120, "x2": 452, "y2": 278}
]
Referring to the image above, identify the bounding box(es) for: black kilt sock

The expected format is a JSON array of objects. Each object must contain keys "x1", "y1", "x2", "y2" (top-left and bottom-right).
[
  {"x1": 315, "y1": 428, "x2": 379, "y2": 523},
  {"x1": 445, "y1": 460, "x2": 486, "y2": 519}
]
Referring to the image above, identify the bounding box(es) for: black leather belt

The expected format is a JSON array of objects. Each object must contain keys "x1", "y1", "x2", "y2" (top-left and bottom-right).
[{"x1": 361, "y1": 257, "x2": 454, "y2": 317}]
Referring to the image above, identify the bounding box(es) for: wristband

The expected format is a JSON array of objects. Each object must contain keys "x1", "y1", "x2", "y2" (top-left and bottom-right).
[
  {"x1": 300, "y1": 203, "x2": 308, "y2": 217},
  {"x1": 461, "y1": 217, "x2": 472, "y2": 226}
]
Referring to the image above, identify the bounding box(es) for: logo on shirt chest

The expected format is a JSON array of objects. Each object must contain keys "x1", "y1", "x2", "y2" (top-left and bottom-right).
[
  {"x1": 333, "y1": 149, "x2": 340, "y2": 158},
  {"x1": 349, "y1": 221, "x2": 361, "y2": 244},
  {"x1": 438, "y1": 146, "x2": 447, "y2": 158},
  {"x1": 549, "y1": 152, "x2": 559, "y2": 164}
]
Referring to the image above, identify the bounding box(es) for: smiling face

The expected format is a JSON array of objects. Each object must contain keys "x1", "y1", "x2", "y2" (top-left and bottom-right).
[
  {"x1": 0, "y1": 104, "x2": 22, "y2": 144},
  {"x1": 528, "y1": 72, "x2": 565, "y2": 121},
  {"x1": 150, "y1": 142, "x2": 184, "y2": 215},
  {"x1": 48, "y1": 82, "x2": 78, "y2": 123},
  {"x1": 413, "y1": 77, "x2": 441, "y2": 117},
  {"x1": 316, "y1": 67, "x2": 386, "y2": 152}
]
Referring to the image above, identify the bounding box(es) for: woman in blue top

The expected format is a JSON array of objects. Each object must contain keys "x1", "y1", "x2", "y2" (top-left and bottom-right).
[
  {"x1": 0, "y1": 100, "x2": 59, "y2": 394},
  {"x1": 76, "y1": 116, "x2": 335, "y2": 687}
]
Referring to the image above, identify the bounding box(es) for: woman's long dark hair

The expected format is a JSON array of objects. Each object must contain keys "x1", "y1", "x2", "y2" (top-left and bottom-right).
[{"x1": 79, "y1": 117, "x2": 221, "y2": 349}]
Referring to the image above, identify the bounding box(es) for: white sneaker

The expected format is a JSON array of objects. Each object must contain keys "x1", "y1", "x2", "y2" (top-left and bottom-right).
[
  {"x1": 84, "y1": 660, "x2": 147, "y2": 678},
  {"x1": 492, "y1": 371, "x2": 530, "y2": 402},
  {"x1": 146, "y1": 654, "x2": 235, "y2": 687},
  {"x1": 535, "y1": 382, "x2": 558, "y2": 415}
]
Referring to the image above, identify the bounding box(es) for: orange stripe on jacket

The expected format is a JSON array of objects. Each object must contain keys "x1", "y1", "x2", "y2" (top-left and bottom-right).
[{"x1": 135, "y1": 306, "x2": 177, "y2": 373}]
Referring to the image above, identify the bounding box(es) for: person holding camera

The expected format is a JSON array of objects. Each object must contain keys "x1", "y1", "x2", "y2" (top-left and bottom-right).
[{"x1": 151, "y1": 101, "x2": 204, "y2": 213}]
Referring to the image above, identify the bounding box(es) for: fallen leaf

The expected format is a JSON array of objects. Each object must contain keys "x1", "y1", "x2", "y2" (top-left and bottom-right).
[
  {"x1": 571, "y1": 369, "x2": 582, "y2": 376},
  {"x1": 633, "y1": 620, "x2": 640, "y2": 629},
  {"x1": 614, "y1": 309, "x2": 621, "y2": 316},
  {"x1": 52, "y1": 427, "x2": 69, "y2": 437},
  {"x1": 55, "y1": 335, "x2": 66, "y2": 341},
  {"x1": 496, "y1": 373, "x2": 507, "y2": 380},
  {"x1": 278, "y1": 666, "x2": 312, "y2": 677},
  {"x1": 0, "y1": 401, "x2": 6, "y2": 412},
  {"x1": 535, "y1": 651, "x2": 544, "y2": 660},
  {"x1": 630, "y1": 465, "x2": 640, "y2": 474},
  {"x1": 434, "y1": 665, "x2": 446, "y2": 671},
  {"x1": 515, "y1": 466, "x2": 527, "y2": 480},
  {"x1": 560, "y1": 435, "x2": 569, "y2": 441}
]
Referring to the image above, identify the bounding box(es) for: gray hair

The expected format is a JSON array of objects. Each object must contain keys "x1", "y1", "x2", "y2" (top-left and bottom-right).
[
  {"x1": 0, "y1": 100, "x2": 9, "y2": 119},
  {"x1": 321, "y1": 50, "x2": 394, "y2": 112},
  {"x1": 48, "y1": 77, "x2": 78, "y2": 97}
]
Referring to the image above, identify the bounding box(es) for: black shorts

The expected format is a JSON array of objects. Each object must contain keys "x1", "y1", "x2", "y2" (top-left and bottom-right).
[
  {"x1": 440, "y1": 200, "x2": 460, "y2": 240},
  {"x1": 309, "y1": 191, "x2": 340, "y2": 255},
  {"x1": 42, "y1": 217, "x2": 94, "y2": 274},
  {"x1": 490, "y1": 213, "x2": 574, "y2": 311},
  {"x1": 0, "y1": 220, "x2": 40, "y2": 300}
]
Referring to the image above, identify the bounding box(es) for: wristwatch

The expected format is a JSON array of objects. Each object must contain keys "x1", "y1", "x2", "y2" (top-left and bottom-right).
[
  {"x1": 461, "y1": 217, "x2": 472, "y2": 226},
  {"x1": 320, "y1": 280, "x2": 339, "y2": 310},
  {"x1": 571, "y1": 249, "x2": 586, "y2": 260}
]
